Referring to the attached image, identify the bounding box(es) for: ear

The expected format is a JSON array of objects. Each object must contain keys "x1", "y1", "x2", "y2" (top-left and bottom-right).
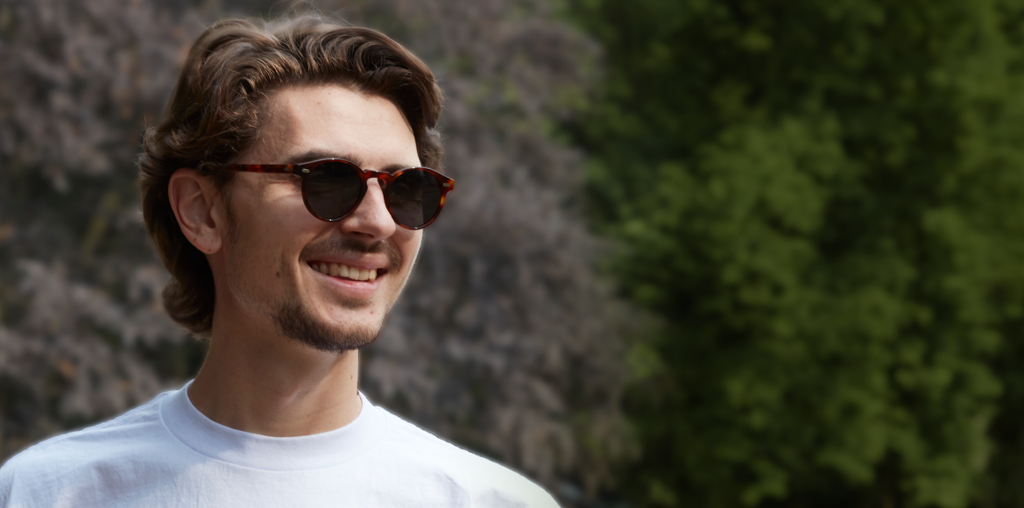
[{"x1": 168, "y1": 169, "x2": 227, "y2": 254}]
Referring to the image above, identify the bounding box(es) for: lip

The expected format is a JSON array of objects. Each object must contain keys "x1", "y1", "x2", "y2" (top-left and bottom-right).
[{"x1": 308, "y1": 263, "x2": 384, "y2": 300}]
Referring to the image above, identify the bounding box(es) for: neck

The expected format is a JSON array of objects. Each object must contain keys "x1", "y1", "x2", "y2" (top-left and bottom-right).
[{"x1": 187, "y1": 309, "x2": 362, "y2": 437}]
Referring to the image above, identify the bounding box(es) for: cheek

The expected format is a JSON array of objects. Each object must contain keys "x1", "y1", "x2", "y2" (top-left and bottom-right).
[
  {"x1": 398, "y1": 231, "x2": 423, "y2": 272},
  {"x1": 223, "y1": 220, "x2": 281, "y2": 286},
  {"x1": 225, "y1": 182, "x2": 316, "y2": 270}
]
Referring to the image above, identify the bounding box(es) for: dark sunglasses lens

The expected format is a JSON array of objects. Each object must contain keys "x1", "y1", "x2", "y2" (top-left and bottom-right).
[
  {"x1": 303, "y1": 161, "x2": 363, "y2": 220},
  {"x1": 388, "y1": 170, "x2": 443, "y2": 228}
]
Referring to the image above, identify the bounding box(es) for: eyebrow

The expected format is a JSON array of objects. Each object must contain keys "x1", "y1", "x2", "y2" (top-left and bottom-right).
[{"x1": 285, "y1": 150, "x2": 417, "y2": 173}]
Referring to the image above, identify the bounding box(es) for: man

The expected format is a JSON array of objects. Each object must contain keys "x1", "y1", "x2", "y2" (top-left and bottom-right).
[{"x1": 0, "y1": 15, "x2": 558, "y2": 508}]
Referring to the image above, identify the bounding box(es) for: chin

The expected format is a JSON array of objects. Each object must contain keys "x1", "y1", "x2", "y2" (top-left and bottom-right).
[{"x1": 272, "y1": 300, "x2": 386, "y2": 354}]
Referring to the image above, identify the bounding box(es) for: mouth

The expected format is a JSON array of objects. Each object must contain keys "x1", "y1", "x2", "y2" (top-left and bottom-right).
[{"x1": 307, "y1": 261, "x2": 389, "y2": 282}]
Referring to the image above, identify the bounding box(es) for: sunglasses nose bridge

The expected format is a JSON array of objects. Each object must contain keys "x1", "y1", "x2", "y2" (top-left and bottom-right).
[{"x1": 364, "y1": 170, "x2": 392, "y2": 190}]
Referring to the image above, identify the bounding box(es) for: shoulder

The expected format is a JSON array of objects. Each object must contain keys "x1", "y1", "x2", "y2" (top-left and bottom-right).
[
  {"x1": 3, "y1": 390, "x2": 171, "y2": 469},
  {"x1": 374, "y1": 406, "x2": 560, "y2": 508},
  {"x1": 0, "y1": 391, "x2": 176, "y2": 507}
]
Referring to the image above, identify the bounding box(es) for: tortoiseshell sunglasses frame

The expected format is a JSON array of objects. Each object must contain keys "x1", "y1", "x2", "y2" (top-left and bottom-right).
[{"x1": 220, "y1": 158, "x2": 455, "y2": 230}]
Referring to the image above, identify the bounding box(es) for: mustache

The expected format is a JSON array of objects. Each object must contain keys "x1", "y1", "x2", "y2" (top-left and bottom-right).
[{"x1": 300, "y1": 237, "x2": 403, "y2": 271}]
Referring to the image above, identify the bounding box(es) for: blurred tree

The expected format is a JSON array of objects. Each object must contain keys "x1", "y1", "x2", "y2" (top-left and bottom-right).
[
  {"x1": 565, "y1": 0, "x2": 1024, "y2": 506},
  {"x1": 0, "y1": 0, "x2": 630, "y2": 504},
  {"x1": 0, "y1": 0, "x2": 207, "y2": 457}
]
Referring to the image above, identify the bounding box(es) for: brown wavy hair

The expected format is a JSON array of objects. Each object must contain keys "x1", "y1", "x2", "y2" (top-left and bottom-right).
[{"x1": 138, "y1": 15, "x2": 444, "y2": 335}]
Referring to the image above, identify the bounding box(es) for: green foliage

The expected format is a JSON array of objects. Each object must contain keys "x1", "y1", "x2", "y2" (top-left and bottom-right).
[{"x1": 565, "y1": 0, "x2": 1024, "y2": 506}]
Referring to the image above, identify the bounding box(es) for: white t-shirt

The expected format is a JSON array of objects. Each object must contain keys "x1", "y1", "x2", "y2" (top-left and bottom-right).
[{"x1": 0, "y1": 382, "x2": 558, "y2": 507}]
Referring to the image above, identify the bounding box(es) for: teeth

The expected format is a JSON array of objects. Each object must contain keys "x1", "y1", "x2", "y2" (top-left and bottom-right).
[{"x1": 311, "y1": 262, "x2": 380, "y2": 281}]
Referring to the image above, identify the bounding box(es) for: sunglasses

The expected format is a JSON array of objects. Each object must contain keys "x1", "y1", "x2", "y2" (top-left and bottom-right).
[{"x1": 220, "y1": 158, "x2": 455, "y2": 230}]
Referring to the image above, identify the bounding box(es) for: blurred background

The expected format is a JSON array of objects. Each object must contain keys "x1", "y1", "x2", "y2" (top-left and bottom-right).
[{"x1": 6, "y1": 0, "x2": 1024, "y2": 507}]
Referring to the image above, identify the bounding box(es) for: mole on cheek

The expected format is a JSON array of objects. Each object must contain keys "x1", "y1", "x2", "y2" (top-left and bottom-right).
[{"x1": 276, "y1": 271, "x2": 281, "y2": 278}]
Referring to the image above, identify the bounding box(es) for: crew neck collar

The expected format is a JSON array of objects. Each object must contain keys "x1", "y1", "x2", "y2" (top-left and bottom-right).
[{"x1": 160, "y1": 380, "x2": 387, "y2": 471}]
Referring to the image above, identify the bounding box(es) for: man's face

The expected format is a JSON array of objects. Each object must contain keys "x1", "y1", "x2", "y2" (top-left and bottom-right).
[{"x1": 218, "y1": 84, "x2": 422, "y2": 352}]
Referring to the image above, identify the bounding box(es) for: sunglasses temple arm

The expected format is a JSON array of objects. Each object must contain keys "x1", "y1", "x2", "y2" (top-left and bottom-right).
[{"x1": 222, "y1": 164, "x2": 299, "y2": 174}]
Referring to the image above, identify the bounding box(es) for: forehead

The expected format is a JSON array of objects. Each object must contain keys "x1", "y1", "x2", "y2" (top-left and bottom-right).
[{"x1": 241, "y1": 84, "x2": 420, "y2": 168}]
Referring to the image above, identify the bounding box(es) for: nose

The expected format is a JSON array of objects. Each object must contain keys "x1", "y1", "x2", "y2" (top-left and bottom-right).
[{"x1": 337, "y1": 178, "x2": 396, "y2": 241}]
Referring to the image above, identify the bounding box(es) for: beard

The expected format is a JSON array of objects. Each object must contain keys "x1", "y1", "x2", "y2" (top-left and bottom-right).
[
  {"x1": 270, "y1": 299, "x2": 384, "y2": 354},
  {"x1": 269, "y1": 236, "x2": 405, "y2": 354}
]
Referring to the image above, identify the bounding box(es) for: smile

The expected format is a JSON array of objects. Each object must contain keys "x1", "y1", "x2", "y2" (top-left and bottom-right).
[{"x1": 307, "y1": 261, "x2": 385, "y2": 281}]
